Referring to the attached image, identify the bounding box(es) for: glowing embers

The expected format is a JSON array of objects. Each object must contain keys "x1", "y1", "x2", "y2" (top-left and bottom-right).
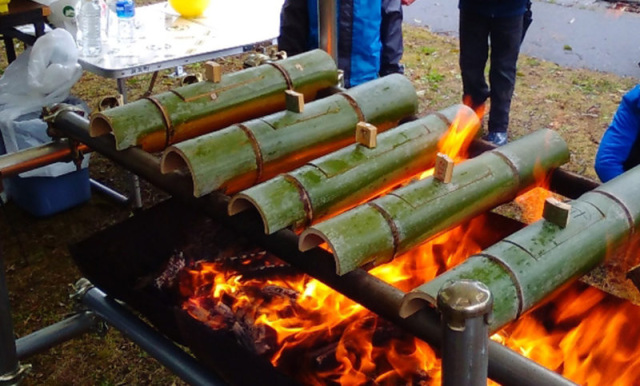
[
  {"x1": 180, "y1": 250, "x2": 444, "y2": 385},
  {"x1": 180, "y1": 209, "x2": 640, "y2": 385}
]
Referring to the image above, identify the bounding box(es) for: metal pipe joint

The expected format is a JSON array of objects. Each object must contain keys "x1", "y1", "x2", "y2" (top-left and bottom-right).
[{"x1": 438, "y1": 280, "x2": 492, "y2": 386}]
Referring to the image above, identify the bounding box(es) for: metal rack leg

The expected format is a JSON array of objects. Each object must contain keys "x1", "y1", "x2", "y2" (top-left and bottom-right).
[
  {"x1": 438, "y1": 280, "x2": 492, "y2": 386},
  {"x1": 116, "y1": 78, "x2": 143, "y2": 209},
  {"x1": 0, "y1": 247, "x2": 30, "y2": 385},
  {"x1": 75, "y1": 279, "x2": 226, "y2": 386}
]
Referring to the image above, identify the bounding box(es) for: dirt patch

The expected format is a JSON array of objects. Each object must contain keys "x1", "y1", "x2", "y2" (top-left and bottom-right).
[{"x1": 1, "y1": 19, "x2": 638, "y2": 385}]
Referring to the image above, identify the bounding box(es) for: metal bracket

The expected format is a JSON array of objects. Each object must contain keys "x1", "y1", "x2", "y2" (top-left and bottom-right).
[
  {"x1": 42, "y1": 104, "x2": 86, "y2": 139},
  {"x1": 68, "y1": 139, "x2": 84, "y2": 171},
  {"x1": 70, "y1": 278, "x2": 94, "y2": 302},
  {"x1": 69, "y1": 280, "x2": 109, "y2": 337},
  {"x1": 0, "y1": 363, "x2": 32, "y2": 386},
  {"x1": 42, "y1": 104, "x2": 87, "y2": 169}
]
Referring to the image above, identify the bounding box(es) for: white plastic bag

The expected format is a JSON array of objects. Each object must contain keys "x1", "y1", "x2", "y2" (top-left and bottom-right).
[
  {"x1": 47, "y1": 0, "x2": 80, "y2": 38},
  {"x1": 0, "y1": 28, "x2": 85, "y2": 177}
]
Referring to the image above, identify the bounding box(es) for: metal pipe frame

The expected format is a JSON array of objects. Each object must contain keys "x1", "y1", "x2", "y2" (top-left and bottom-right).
[
  {"x1": 0, "y1": 139, "x2": 130, "y2": 206},
  {"x1": 318, "y1": 0, "x2": 338, "y2": 65},
  {"x1": 52, "y1": 110, "x2": 578, "y2": 386},
  {"x1": 0, "y1": 245, "x2": 30, "y2": 385},
  {"x1": 0, "y1": 247, "x2": 19, "y2": 379},
  {"x1": 75, "y1": 279, "x2": 226, "y2": 386},
  {"x1": 15, "y1": 311, "x2": 98, "y2": 361},
  {"x1": 89, "y1": 179, "x2": 130, "y2": 205},
  {"x1": 0, "y1": 140, "x2": 90, "y2": 179}
]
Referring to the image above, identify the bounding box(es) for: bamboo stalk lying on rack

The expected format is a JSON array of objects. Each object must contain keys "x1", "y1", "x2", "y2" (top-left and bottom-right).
[
  {"x1": 228, "y1": 104, "x2": 477, "y2": 234},
  {"x1": 89, "y1": 49, "x2": 339, "y2": 152},
  {"x1": 299, "y1": 129, "x2": 569, "y2": 275},
  {"x1": 160, "y1": 73, "x2": 418, "y2": 196},
  {"x1": 400, "y1": 164, "x2": 640, "y2": 332}
]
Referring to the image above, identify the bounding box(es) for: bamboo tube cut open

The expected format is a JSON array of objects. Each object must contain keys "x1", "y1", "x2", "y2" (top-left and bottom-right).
[
  {"x1": 89, "y1": 49, "x2": 339, "y2": 152},
  {"x1": 228, "y1": 104, "x2": 475, "y2": 234},
  {"x1": 400, "y1": 164, "x2": 640, "y2": 332},
  {"x1": 162, "y1": 73, "x2": 419, "y2": 197},
  {"x1": 299, "y1": 129, "x2": 570, "y2": 275}
]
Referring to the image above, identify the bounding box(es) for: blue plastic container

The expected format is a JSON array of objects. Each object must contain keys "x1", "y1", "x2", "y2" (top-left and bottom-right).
[
  {"x1": 5, "y1": 169, "x2": 91, "y2": 217},
  {"x1": 0, "y1": 126, "x2": 91, "y2": 217}
]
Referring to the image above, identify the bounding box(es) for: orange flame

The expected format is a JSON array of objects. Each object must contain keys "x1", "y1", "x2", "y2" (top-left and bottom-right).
[
  {"x1": 437, "y1": 108, "x2": 481, "y2": 162},
  {"x1": 181, "y1": 121, "x2": 640, "y2": 384},
  {"x1": 419, "y1": 107, "x2": 481, "y2": 180},
  {"x1": 494, "y1": 283, "x2": 640, "y2": 385}
]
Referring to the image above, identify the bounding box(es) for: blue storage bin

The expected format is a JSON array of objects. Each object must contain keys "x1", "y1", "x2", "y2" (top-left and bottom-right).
[
  {"x1": 5, "y1": 168, "x2": 91, "y2": 217},
  {"x1": 0, "y1": 114, "x2": 91, "y2": 217}
]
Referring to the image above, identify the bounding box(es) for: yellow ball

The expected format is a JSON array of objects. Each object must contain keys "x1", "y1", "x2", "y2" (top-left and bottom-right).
[{"x1": 169, "y1": 0, "x2": 211, "y2": 18}]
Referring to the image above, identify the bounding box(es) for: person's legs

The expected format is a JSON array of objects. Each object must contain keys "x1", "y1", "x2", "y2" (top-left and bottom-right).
[
  {"x1": 380, "y1": 0, "x2": 404, "y2": 76},
  {"x1": 487, "y1": 15, "x2": 524, "y2": 137},
  {"x1": 278, "y1": 0, "x2": 310, "y2": 56},
  {"x1": 459, "y1": 11, "x2": 490, "y2": 114},
  {"x1": 522, "y1": 0, "x2": 533, "y2": 42}
]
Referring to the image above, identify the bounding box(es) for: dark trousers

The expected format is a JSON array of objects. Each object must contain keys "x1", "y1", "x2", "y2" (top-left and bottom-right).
[
  {"x1": 278, "y1": 0, "x2": 309, "y2": 57},
  {"x1": 380, "y1": 0, "x2": 404, "y2": 76},
  {"x1": 459, "y1": 11, "x2": 524, "y2": 134}
]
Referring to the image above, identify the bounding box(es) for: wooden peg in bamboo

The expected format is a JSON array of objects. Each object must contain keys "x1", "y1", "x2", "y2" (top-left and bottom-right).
[
  {"x1": 543, "y1": 197, "x2": 571, "y2": 228},
  {"x1": 204, "y1": 61, "x2": 222, "y2": 83},
  {"x1": 285, "y1": 90, "x2": 305, "y2": 113},
  {"x1": 356, "y1": 122, "x2": 377, "y2": 148},
  {"x1": 434, "y1": 153, "x2": 454, "y2": 183}
]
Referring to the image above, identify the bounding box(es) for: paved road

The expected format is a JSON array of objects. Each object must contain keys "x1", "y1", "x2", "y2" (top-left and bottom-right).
[{"x1": 403, "y1": 0, "x2": 640, "y2": 78}]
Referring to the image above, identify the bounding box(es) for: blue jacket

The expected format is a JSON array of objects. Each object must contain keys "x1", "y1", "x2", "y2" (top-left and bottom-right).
[
  {"x1": 595, "y1": 85, "x2": 640, "y2": 182},
  {"x1": 308, "y1": 0, "x2": 382, "y2": 87},
  {"x1": 458, "y1": 0, "x2": 528, "y2": 18}
]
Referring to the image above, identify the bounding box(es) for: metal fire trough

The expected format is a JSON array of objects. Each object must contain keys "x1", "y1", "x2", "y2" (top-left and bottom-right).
[
  {"x1": 2, "y1": 49, "x2": 624, "y2": 385},
  {"x1": 1, "y1": 96, "x2": 608, "y2": 386}
]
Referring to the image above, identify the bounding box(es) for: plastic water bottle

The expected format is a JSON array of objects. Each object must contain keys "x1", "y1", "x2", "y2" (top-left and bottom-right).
[
  {"x1": 77, "y1": 0, "x2": 102, "y2": 56},
  {"x1": 116, "y1": 0, "x2": 135, "y2": 45},
  {"x1": 105, "y1": 0, "x2": 118, "y2": 43}
]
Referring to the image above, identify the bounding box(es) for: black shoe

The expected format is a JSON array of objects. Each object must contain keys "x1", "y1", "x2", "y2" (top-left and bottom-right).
[
  {"x1": 483, "y1": 131, "x2": 508, "y2": 146},
  {"x1": 380, "y1": 64, "x2": 405, "y2": 77}
]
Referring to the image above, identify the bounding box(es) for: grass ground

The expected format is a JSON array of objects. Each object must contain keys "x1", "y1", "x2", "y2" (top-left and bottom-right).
[{"x1": 0, "y1": 14, "x2": 638, "y2": 385}]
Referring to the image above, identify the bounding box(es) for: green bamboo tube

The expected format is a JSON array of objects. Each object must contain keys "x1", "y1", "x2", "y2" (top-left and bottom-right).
[
  {"x1": 160, "y1": 74, "x2": 418, "y2": 196},
  {"x1": 400, "y1": 164, "x2": 640, "y2": 332},
  {"x1": 300, "y1": 129, "x2": 569, "y2": 276},
  {"x1": 228, "y1": 104, "x2": 477, "y2": 235},
  {"x1": 89, "y1": 49, "x2": 339, "y2": 152}
]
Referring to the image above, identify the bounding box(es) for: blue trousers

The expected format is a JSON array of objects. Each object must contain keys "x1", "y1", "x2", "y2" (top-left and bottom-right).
[{"x1": 459, "y1": 11, "x2": 524, "y2": 133}]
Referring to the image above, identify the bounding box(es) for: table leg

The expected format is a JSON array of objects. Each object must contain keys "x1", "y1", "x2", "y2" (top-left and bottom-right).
[
  {"x1": 116, "y1": 78, "x2": 128, "y2": 104},
  {"x1": 34, "y1": 21, "x2": 44, "y2": 38},
  {"x1": 3, "y1": 36, "x2": 16, "y2": 63}
]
